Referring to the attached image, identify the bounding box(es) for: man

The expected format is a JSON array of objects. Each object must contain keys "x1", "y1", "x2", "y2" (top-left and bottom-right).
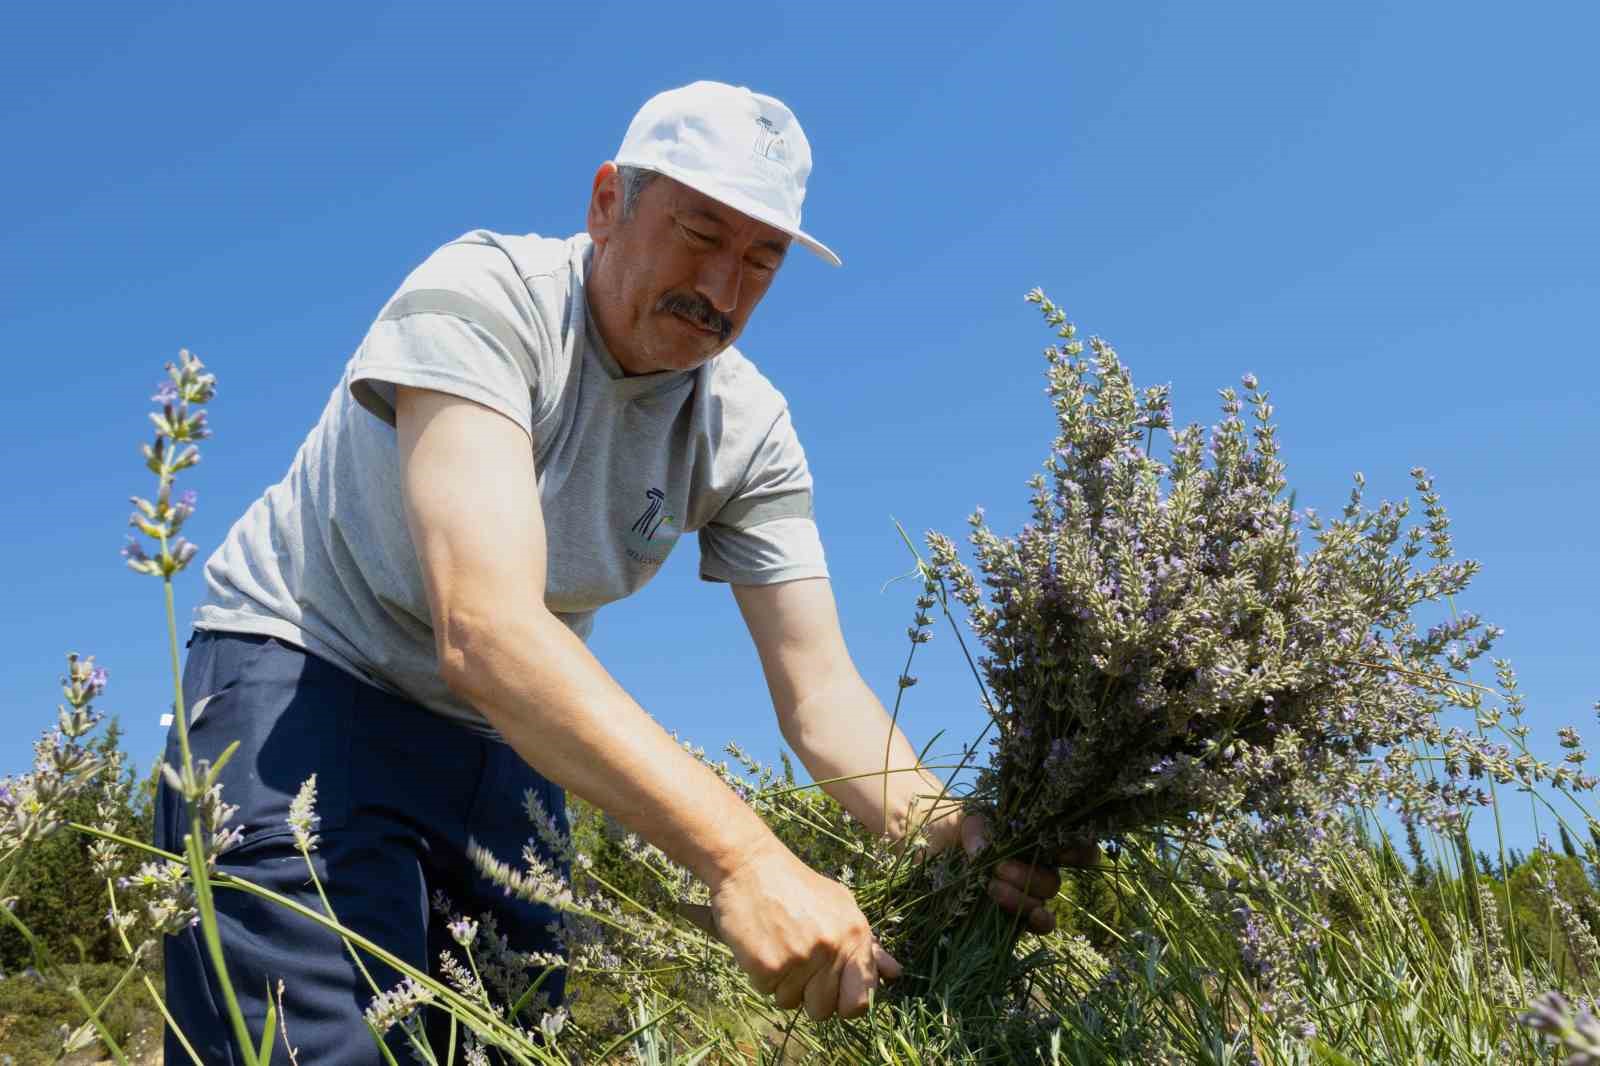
[{"x1": 157, "y1": 81, "x2": 1065, "y2": 1063}]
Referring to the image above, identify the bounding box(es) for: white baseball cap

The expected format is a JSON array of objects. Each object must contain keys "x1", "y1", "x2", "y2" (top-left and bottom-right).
[{"x1": 614, "y1": 81, "x2": 841, "y2": 268}]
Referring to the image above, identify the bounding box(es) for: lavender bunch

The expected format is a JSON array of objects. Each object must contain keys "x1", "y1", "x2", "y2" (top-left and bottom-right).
[{"x1": 891, "y1": 290, "x2": 1566, "y2": 1020}]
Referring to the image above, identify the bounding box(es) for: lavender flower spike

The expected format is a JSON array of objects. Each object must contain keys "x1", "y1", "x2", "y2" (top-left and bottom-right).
[
  {"x1": 288, "y1": 774, "x2": 320, "y2": 851},
  {"x1": 1522, "y1": 990, "x2": 1600, "y2": 1065}
]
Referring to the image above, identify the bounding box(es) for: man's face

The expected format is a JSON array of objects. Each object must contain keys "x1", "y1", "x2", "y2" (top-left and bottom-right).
[{"x1": 585, "y1": 164, "x2": 791, "y2": 375}]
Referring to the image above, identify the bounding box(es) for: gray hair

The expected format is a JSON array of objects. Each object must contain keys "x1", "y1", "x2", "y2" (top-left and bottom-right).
[{"x1": 617, "y1": 165, "x2": 660, "y2": 220}]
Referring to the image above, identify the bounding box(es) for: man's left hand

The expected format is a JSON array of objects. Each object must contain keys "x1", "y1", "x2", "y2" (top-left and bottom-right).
[{"x1": 933, "y1": 813, "x2": 1097, "y2": 935}]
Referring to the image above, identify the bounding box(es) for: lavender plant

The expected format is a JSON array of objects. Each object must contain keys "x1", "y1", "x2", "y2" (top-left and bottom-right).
[
  {"x1": 869, "y1": 289, "x2": 1587, "y2": 1032},
  {"x1": 110, "y1": 352, "x2": 289, "y2": 1064},
  {"x1": 0, "y1": 654, "x2": 129, "y2": 1051},
  {"x1": 1, "y1": 654, "x2": 111, "y2": 875},
  {"x1": 1523, "y1": 991, "x2": 1600, "y2": 1065}
]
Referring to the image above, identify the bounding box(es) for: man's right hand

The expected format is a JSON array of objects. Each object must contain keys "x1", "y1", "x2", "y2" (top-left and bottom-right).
[{"x1": 709, "y1": 842, "x2": 901, "y2": 1021}]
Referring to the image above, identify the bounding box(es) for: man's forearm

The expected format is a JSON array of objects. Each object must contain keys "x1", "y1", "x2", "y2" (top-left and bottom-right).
[
  {"x1": 441, "y1": 606, "x2": 782, "y2": 889},
  {"x1": 778, "y1": 670, "x2": 961, "y2": 846}
]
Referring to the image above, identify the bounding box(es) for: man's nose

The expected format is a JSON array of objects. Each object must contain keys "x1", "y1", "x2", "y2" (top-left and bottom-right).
[{"x1": 695, "y1": 253, "x2": 742, "y2": 315}]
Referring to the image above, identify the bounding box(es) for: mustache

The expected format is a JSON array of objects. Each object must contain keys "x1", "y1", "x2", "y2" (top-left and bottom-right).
[{"x1": 656, "y1": 291, "x2": 733, "y2": 342}]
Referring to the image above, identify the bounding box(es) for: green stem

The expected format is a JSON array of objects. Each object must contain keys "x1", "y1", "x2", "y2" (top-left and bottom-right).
[
  {"x1": 754, "y1": 762, "x2": 968, "y2": 801},
  {"x1": 597, "y1": 1000, "x2": 682, "y2": 1064},
  {"x1": 884, "y1": 635, "x2": 920, "y2": 841},
  {"x1": 463, "y1": 945, "x2": 488, "y2": 1010},
  {"x1": 186, "y1": 829, "x2": 260, "y2": 1065},
  {"x1": 66, "y1": 983, "x2": 131, "y2": 1065},
  {"x1": 164, "y1": 571, "x2": 191, "y2": 772},
  {"x1": 158, "y1": 551, "x2": 259, "y2": 1066}
]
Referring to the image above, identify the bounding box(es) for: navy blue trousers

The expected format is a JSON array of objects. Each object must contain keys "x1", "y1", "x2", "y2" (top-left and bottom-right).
[{"x1": 155, "y1": 631, "x2": 569, "y2": 1065}]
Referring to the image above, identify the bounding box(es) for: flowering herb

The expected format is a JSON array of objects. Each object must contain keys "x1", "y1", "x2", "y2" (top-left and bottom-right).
[
  {"x1": 1522, "y1": 990, "x2": 1600, "y2": 1064},
  {"x1": 288, "y1": 774, "x2": 321, "y2": 853},
  {"x1": 880, "y1": 290, "x2": 1577, "y2": 1025},
  {"x1": 0, "y1": 653, "x2": 111, "y2": 862},
  {"x1": 123, "y1": 350, "x2": 214, "y2": 580}
]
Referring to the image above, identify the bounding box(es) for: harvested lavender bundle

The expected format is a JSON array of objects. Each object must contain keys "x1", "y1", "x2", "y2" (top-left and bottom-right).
[{"x1": 879, "y1": 290, "x2": 1562, "y2": 1014}]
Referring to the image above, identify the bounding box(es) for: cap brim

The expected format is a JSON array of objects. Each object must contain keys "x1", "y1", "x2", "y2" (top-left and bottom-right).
[
  {"x1": 789, "y1": 229, "x2": 842, "y2": 269},
  {"x1": 619, "y1": 161, "x2": 842, "y2": 268}
]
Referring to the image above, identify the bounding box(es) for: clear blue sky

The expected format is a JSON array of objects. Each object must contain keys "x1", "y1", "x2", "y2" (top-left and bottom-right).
[{"x1": 4, "y1": 2, "x2": 1595, "y2": 853}]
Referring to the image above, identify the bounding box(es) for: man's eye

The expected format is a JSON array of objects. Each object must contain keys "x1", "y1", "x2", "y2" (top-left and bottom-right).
[{"x1": 680, "y1": 225, "x2": 715, "y2": 245}]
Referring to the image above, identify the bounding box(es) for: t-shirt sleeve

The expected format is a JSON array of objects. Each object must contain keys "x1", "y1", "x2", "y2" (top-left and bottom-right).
[
  {"x1": 349, "y1": 310, "x2": 538, "y2": 437},
  {"x1": 348, "y1": 243, "x2": 555, "y2": 438},
  {"x1": 699, "y1": 405, "x2": 830, "y2": 585}
]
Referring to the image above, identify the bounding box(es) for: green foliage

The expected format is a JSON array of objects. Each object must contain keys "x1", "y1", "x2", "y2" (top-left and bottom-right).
[
  {"x1": 14, "y1": 751, "x2": 1600, "y2": 1063},
  {"x1": 0, "y1": 962, "x2": 158, "y2": 1065},
  {"x1": 1054, "y1": 857, "x2": 1125, "y2": 954},
  {"x1": 1506, "y1": 849, "x2": 1600, "y2": 982},
  {"x1": 0, "y1": 720, "x2": 154, "y2": 973},
  {"x1": 568, "y1": 792, "x2": 659, "y2": 910}
]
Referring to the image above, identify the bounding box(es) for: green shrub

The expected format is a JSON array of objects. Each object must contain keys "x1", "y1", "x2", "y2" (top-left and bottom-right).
[{"x1": 0, "y1": 962, "x2": 158, "y2": 1064}]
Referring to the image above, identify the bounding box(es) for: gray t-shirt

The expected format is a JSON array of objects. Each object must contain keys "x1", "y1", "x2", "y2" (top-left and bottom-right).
[{"x1": 195, "y1": 229, "x2": 827, "y2": 729}]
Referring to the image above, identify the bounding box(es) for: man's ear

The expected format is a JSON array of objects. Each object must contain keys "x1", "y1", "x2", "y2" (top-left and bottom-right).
[{"x1": 587, "y1": 161, "x2": 621, "y2": 247}]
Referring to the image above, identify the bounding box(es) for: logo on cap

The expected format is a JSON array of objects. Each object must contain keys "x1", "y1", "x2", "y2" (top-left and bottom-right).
[{"x1": 752, "y1": 116, "x2": 790, "y2": 166}]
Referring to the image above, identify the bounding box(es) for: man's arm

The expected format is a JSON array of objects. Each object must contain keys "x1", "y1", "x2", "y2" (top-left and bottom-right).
[
  {"x1": 733, "y1": 578, "x2": 1066, "y2": 933},
  {"x1": 731, "y1": 578, "x2": 957, "y2": 842},
  {"x1": 393, "y1": 386, "x2": 899, "y2": 1019}
]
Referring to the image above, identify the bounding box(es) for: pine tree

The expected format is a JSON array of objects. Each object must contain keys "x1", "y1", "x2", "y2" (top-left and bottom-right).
[
  {"x1": 1455, "y1": 830, "x2": 1480, "y2": 924},
  {"x1": 1378, "y1": 833, "x2": 1407, "y2": 885},
  {"x1": 1404, "y1": 819, "x2": 1433, "y2": 889}
]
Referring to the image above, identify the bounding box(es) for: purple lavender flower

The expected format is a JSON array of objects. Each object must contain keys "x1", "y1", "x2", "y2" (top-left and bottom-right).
[
  {"x1": 171, "y1": 538, "x2": 198, "y2": 568},
  {"x1": 447, "y1": 916, "x2": 479, "y2": 948},
  {"x1": 1522, "y1": 990, "x2": 1600, "y2": 1064}
]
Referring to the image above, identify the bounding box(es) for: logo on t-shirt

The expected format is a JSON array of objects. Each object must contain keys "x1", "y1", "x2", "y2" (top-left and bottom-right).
[{"x1": 624, "y1": 487, "x2": 679, "y2": 569}]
